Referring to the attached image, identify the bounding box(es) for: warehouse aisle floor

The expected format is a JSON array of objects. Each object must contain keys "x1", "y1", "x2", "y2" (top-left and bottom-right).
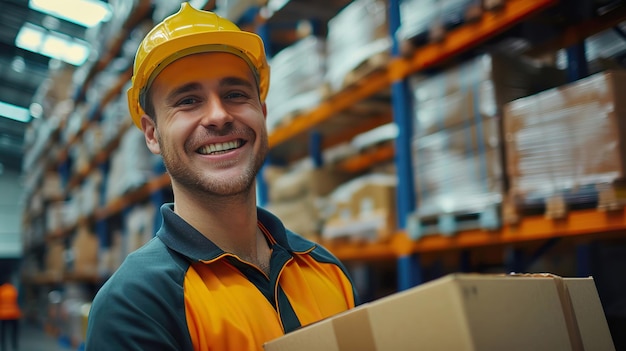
[{"x1": 12, "y1": 321, "x2": 74, "y2": 351}]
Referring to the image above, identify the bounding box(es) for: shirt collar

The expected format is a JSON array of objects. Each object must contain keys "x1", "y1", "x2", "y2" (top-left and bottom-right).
[{"x1": 156, "y1": 203, "x2": 316, "y2": 261}]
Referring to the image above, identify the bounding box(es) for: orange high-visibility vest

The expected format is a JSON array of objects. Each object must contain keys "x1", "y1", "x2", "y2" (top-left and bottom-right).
[{"x1": 0, "y1": 283, "x2": 22, "y2": 320}]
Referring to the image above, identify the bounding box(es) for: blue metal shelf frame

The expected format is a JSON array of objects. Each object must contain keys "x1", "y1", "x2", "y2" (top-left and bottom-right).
[
  {"x1": 389, "y1": 0, "x2": 421, "y2": 291},
  {"x1": 309, "y1": 131, "x2": 323, "y2": 168},
  {"x1": 95, "y1": 161, "x2": 111, "y2": 250},
  {"x1": 256, "y1": 8, "x2": 270, "y2": 208},
  {"x1": 566, "y1": 41, "x2": 592, "y2": 278}
]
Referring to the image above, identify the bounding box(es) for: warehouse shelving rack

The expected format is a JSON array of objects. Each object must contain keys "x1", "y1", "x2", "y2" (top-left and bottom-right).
[
  {"x1": 261, "y1": 0, "x2": 626, "y2": 290},
  {"x1": 21, "y1": 0, "x2": 626, "y2": 292}
]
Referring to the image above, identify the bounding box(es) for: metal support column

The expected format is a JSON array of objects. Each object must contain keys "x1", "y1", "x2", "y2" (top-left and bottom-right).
[
  {"x1": 565, "y1": 43, "x2": 589, "y2": 82},
  {"x1": 567, "y1": 41, "x2": 592, "y2": 276},
  {"x1": 390, "y1": 0, "x2": 420, "y2": 289},
  {"x1": 391, "y1": 80, "x2": 416, "y2": 230},
  {"x1": 505, "y1": 247, "x2": 526, "y2": 274},
  {"x1": 576, "y1": 244, "x2": 592, "y2": 277},
  {"x1": 256, "y1": 14, "x2": 271, "y2": 207},
  {"x1": 397, "y1": 254, "x2": 423, "y2": 290},
  {"x1": 309, "y1": 131, "x2": 323, "y2": 168}
]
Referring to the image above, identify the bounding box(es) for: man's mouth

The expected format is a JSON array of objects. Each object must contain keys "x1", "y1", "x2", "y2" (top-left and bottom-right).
[{"x1": 197, "y1": 139, "x2": 244, "y2": 155}]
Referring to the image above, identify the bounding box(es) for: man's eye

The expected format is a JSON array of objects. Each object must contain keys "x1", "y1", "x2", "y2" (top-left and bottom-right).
[
  {"x1": 178, "y1": 97, "x2": 198, "y2": 105},
  {"x1": 225, "y1": 92, "x2": 246, "y2": 99}
]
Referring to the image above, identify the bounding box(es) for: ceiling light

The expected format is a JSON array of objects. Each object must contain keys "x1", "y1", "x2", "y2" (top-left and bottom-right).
[
  {"x1": 16, "y1": 23, "x2": 44, "y2": 49},
  {"x1": 29, "y1": 0, "x2": 112, "y2": 28},
  {"x1": 29, "y1": 103, "x2": 44, "y2": 119},
  {"x1": 16, "y1": 23, "x2": 91, "y2": 66},
  {"x1": 11, "y1": 57, "x2": 26, "y2": 73},
  {"x1": 0, "y1": 101, "x2": 30, "y2": 123}
]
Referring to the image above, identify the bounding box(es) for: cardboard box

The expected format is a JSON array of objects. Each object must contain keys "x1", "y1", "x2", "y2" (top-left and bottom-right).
[
  {"x1": 265, "y1": 196, "x2": 324, "y2": 240},
  {"x1": 323, "y1": 176, "x2": 397, "y2": 241},
  {"x1": 265, "y1": 164, "x2": 353, "y2": 203},
  {"x1": 264, "y1": 274, "x2": 614, "y2": 351},
  {"x1": 70, "y1": 225, "x2": 99, "y2": 275}
]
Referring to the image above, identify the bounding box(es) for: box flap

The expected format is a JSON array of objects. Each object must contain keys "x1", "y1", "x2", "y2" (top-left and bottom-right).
[
  {"x1": 332, "y1": 307, "x2": 376, "y2": 351},
  {"x1": 263, "y1": 317, "x2": 340, "y2": 351},
  {"x1": 565, "y1": 278, "x2": 616, "y2": 351}
]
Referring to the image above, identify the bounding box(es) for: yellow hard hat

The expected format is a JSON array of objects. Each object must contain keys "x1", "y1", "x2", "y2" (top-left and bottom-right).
[{"x1": 127, "y1": 2, "x2": 269, "y2": 129}]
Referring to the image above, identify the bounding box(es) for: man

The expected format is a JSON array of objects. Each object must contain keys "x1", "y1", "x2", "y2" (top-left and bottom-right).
[{"x1": 85, "y1": 3, "x2": 358, "y2": 351}]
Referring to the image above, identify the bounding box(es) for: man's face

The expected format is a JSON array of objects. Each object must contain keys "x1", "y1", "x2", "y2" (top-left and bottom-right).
[{"x1": 141, "y1": 52, "x2": 268, "y2": 198}]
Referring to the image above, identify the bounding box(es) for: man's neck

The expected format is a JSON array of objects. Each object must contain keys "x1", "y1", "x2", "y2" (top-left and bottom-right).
[{"x1": 171, "y1": 183, "x2": 262, "y2": 258}]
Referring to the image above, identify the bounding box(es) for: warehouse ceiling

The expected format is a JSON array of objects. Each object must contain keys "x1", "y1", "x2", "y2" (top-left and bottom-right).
[
  {"x1": 0, "y1": 0, "x2": 354, "y2": 174},
  {"x1": 0, "y1": 0, "x2": 89, "y2": 172}
]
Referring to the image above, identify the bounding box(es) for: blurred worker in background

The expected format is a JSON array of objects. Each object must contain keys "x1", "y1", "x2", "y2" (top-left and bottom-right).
[
  {"x1": 0, "y1": 279, "x2": 21, "y2": 351},
  {"x1": 85, "y1": 2, "x2": 358, "y2": 350}
]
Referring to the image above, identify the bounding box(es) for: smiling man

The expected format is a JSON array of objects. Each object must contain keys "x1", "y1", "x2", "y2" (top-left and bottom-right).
[{"x1": 84, "y1": 3, "x2": 358, "y2": 351}]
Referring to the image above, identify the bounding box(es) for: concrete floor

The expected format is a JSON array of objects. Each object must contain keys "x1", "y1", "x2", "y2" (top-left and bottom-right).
[{"x1": 3, "y1": 321, "x2": 74, "y2": 351}]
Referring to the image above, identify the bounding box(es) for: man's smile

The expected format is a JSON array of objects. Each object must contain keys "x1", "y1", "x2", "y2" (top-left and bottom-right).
[{"x1": 197, "y1": 139, "x2": 245, "y2": 155}]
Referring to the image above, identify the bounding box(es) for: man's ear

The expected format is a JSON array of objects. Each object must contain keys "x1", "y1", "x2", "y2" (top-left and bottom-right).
[
  {"x1": 262, "y1": 103, "x2": 267, "y2": 121},
  {"x1": 141, "y1": 115, "x2": 161, "y2": 155}
]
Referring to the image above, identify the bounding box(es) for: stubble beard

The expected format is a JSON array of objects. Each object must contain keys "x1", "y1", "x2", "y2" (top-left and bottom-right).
[{"x1": 157, "y1": 127, "x2": 268, "y2": 199}]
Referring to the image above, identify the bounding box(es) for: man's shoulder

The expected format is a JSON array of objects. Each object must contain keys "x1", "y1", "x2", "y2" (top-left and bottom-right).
[{"x1": 100, "y1": 237, "x2": 190, "y2": 293}]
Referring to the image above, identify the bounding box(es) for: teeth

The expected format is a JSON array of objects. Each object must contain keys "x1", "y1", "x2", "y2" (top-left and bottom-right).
[{"x1": 198, "y1": 140, "x2": 241, "y2": 155}]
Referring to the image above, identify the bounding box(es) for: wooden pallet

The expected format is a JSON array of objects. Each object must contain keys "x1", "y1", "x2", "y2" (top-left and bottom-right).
[
  {"x1": 503, "y1": 182, "x2": 626, "y2": 225},
  {"x1": 407, "y1": 204, "x2": 501, "y2": 240}
]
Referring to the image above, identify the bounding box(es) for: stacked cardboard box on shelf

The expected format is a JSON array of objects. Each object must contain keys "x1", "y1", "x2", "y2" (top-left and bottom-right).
[
  {"x1": 45, "y1": 201, "x2": 78, "y2": 233},
  {"x1": 77, "y1": 171, "x2": 103, "y2": 218},
  {"x1": 322, "y1": 173, "x2": 397, "y2": 242},
  {"x1": 396, "y1": 0, "x2": 485, "y2": 54},
  {"x1": 503, "y1": 70, "x2": 626, "y2": 221},
  {"x1": 29, "y1": 62, "x2": 75, "y2": 121},
  {"x1": 263, "y1": 161, "x2": 352, "y2": 240},
  {"x1": 68, "y1": 225, "x2": 99, "y2": 277},
  {"x1": 123, "y1": 203, "x2": 157, "y2": 255},
  {"x1": 41, "y1": 171, "x2": 64, "y2": 200},
  {"x1": 98, "y1": 229, "x2": 123, "y2": 277},
  {"x1": 100, "y1": 83, "x2": 134, "y2": 145},
  {"x1": 44, "y1": 241, "x2": 66, "y2": 280},
  {"x1": 22, "y1": 63, "x2": 75, "y2": 175},
  {"x1": 266, "y1": 36, "x2": 327, "y2": 132},
  {"x1": 407, "y1": 53, "x2": 566, "y2": 238},
  {"x1": 104, "y1": 127, "x2": 162, "y2": 202},
  {"x1": 264, "y1": 274, "x2": 615, "y2": 351},
  {"x1": 325, "y1": 0, "x2": 391, "y2": 92}
]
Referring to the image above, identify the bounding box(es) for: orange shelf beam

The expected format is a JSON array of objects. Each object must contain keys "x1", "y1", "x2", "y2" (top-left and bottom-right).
[
  {"x1": 94, "y1": 173, "x2": 171, "y2": 221},
  {"x1": 269, "y1": 70, "x2": 390, "y2": 149},
  {"x1": 389, "y1": 0, "x2": 559, "y2": 81},
  {"x1": 338, "y1": 143, "x2": 395, "y2": 173},
  {"x1": 325, "y1": 208, "x2": 626, "y2": 261},
  {"x1": 413, "y1": 208, "x2": 626, "y2": 253},
  {"x1": 268, "y1": 0, "x2": 559, "y2": 153},
  {"x1": 322, "y1": 239, "x2": 398, "y2": 262}
]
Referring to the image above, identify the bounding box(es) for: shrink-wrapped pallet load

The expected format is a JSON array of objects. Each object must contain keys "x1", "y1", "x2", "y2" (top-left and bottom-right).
[
  {"x1": 503, "y1": 70, "x2": 626, "y2": 222},
  {"x1": 408, "y1": 53, "x2": 565, "y2": 237},
  {"x1": 325, "y1": 0, "x2": 391, "y2": 92},
  {"x1": 266, "y1": 36, "x2": 327, "y2": 132}
]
